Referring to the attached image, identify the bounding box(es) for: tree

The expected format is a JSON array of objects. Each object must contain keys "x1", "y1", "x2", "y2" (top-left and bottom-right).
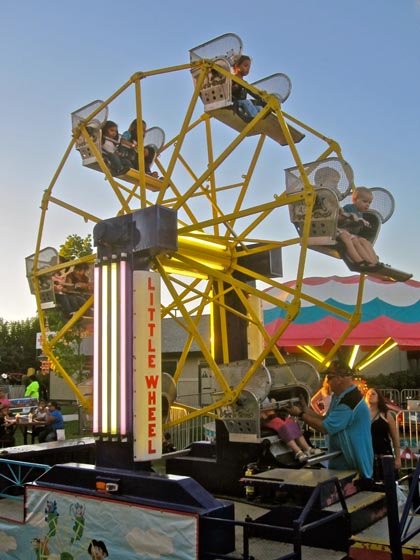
[
  {"x1": 46, "y1": 310, "x2": 91, "y2": 385},
  {"x1": 59, "y1": 234, "x2": 93, "y2": 260},
  {"x1": 0, "y1": 317, "x2": 40, "y2": 374},
  {"x1": 43, "y1": 233, "x2": 94, "y2": 387}
]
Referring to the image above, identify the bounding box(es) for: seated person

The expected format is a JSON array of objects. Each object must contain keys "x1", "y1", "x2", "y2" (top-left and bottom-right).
[
  {"x1": 0, "y1": 404, "x2": 15, "y2": 447},
  {"x1": 55, "y1": 263, "x2": 93, "y2": 317},
  {"x1": 31, "y1": 399, "x2": 48, "y2": 441},
  {"x1": 232, "y1": 55, "x2": 264, "y2": 120},
  {"x1": 53, "y1": 260, "x2": 74, "y2": 316},
  {"x1": 338, "y1": 186, "x2": 379, "y2": 268},
  {"x1": 38, "y1": 401, "x2": 64, "y2": 443},
  {"x1": 314, "y1": 169, "x2": 380, "y2": 268},
  {"x1": 162, "y1": 431, "x2": 176, "y2": 453},
  {"x1": 120, "y1": 119, "x2": 158, "y2": 176},
  {"x1": 261, "y1": 399, "x2": 322, "y2": 463},
  {"x1": 101, "y1": 120, "x2": 131, "y2": 176}
]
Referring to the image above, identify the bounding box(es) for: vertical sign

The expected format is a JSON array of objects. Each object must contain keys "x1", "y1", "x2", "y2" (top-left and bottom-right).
[{"x1": 133, "y1": 271, "x2": 162, "y2": 461}]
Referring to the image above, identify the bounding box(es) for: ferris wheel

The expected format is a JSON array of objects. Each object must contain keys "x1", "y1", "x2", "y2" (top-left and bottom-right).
[{"x1": 26, "y1": 33, "x2": 408, "y2": 421}]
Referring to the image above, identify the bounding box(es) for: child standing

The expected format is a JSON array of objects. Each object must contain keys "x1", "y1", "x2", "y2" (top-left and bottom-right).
[
  {"x1": 101, "y1": 120, "x2": 130, "y2": 176},
  {"x1": 232, "y1": 55, "x2": 264, "y2": 120}
]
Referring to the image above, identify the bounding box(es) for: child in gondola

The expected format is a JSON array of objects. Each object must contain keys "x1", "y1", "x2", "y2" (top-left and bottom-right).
[
  {"x1": 231, "y1": 54, "x2": 264, "y2": 120},
  {"x1": 314, "y1": 168, "x2": 379, "y2": 268},
  {"x1": 261, "y1": 399, "x2": 323, "y2": 463},
  {"x1": 338, "y1": 186, "x2": 379, "y2": 267},
  {"x1": 120, "y1": 119, "x2": 158, "y2": 176},
  {"x1": 101, "y1": 120, "x2": 131, "y2": 176}
]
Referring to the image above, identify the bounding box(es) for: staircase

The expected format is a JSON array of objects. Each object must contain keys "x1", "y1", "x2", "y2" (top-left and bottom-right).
[{"x1": 237, "y1": 465, "x2": 388, "y2": 553}]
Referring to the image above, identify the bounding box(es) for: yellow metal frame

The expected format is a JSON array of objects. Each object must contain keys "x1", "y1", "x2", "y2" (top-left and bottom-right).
[{"x1": 30, "y1": 57, "x2": 370, "y2": 423}]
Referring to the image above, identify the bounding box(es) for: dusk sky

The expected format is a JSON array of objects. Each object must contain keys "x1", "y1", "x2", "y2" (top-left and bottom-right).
[{"x1": 1, "y1": 0, "x2": 419, "y2": 320}]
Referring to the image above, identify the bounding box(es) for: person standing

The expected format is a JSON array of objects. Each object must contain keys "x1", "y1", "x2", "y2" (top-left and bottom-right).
[
  {"x1": 298, "y1": 361, "x2": 373, "y2": 480},
  {"x1": 365, "y1": 387, "x2": 401, "y2": 480},
  {"x1": 24, "y1": 373, "x2": 40, "y2": 399},
  {"x1": 310, "y1": 376, "x2": 332, "y2": 416}
]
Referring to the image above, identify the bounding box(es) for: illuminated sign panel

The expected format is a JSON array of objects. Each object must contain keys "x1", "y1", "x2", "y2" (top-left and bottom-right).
[{"x1": 133, "y1": 271, "x2": 162, "y2": 461}]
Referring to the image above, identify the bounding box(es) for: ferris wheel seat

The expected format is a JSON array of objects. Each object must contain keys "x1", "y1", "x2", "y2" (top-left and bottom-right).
[
  {"x1": 190, "y1": 36, "x2": 304, "y2": 145},
  {"x1": 72, "y1": 100, "x2": 165, "y2": 190},
  {"x1": 196, "y1": 63, "x2": 304, "y2": 144},
  {"x1": 209, "y1": 106, "x2": 304, "y2": 145},
  {"x1": 210, "y1": 361, "x2": 316, "y2": 446},
  {"x1": 25, "y1": 247, "x2": 59, "y2": 309}
]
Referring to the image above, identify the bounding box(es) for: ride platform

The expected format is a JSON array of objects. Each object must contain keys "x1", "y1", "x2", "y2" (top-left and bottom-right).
[
  {"x1": 239, "y1": 466, "x2": 387, "y2": 551},
  {"x1": 349, "y1": 516, "x2": 420, "y2": 560}
]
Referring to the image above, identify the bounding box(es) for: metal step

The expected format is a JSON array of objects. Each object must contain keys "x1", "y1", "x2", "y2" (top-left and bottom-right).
[
  {"x1": 324, "y1": 490, "x2": 387, "y2": 534},
  {"x1": 242, "y1": 466, "x2": 358, "y2": 508},
  {"x1": 233, "y1": 472, "x2": 388, "y2": 552}
]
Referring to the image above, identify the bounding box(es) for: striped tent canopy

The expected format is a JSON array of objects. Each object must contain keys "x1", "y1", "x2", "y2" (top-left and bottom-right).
[{"x1": 263, "y1": 276, "x2": 420, "y2": 351}]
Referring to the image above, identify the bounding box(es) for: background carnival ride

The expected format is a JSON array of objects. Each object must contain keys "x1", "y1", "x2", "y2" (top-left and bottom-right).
[{"x1": 264, "y1": 275, "x2": 420, "y2": 371}]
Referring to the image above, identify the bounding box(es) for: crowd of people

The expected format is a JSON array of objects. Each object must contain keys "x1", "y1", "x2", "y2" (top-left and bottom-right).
[
  {"x1": 0, "y1": 398, "x2": 64, "y2": 447},
  {"x1": 0, "y1": 356, "x2": 403, "y2": 488}
]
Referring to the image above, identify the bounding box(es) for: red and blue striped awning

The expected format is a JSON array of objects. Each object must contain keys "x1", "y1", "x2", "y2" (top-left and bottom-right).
[{"x1": 263, "y1": 275, "x2": 420, "y2": 350}]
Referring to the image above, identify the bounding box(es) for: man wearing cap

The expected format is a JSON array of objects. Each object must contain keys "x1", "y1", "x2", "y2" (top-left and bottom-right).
[{"x1": 298, "y1": 361, "x2": 373, "y2": 480}]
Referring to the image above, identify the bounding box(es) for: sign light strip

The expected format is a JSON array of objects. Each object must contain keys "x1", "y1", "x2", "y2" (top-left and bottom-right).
[
  {"x1": 93, "y1": 265, "x2": 101, "y2": 433},
  {"x1": 101, "y1": 263, "x2": 109, "y2": 434},
  {"x1": 119, "y1": 260, "x2": 128, "y2": 435},
  {"x1": 110, "y1": 261, "x2": 118, "y2": 434}
]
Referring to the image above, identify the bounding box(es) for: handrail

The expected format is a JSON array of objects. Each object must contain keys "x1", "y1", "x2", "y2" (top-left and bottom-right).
[
  {"x1": 383, "y1": 455, "x2": 420, "y2": 560},
  {"x1": 201, "y1": 476, "x2": 349, "y2": 560},
  {"x1": 0, "y1": 457, "x2": 50, "y2": 501}
]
